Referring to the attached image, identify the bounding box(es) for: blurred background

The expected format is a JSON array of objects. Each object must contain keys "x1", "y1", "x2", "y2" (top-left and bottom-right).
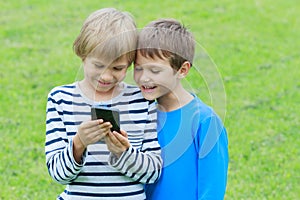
[{"x1": 0, "y1": 0, "x2": 299, "y2": 199}]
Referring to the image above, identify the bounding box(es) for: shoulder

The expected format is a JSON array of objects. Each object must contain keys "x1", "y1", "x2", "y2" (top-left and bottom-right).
[
  {"x1": 191, "y1": 97, "x2": 227, "y2": 148},
  {"x1": 48, "y1": 83, "x2": 76, "y2": 95},
  {"x1": 191, "y1": 97, "x2": 216, "y2": 119},
  {"x1": 187, "y1": 96, "x2": 226, "y2": 133},
  {"x1": 47, "y1": 82, "x2": 79, "y2": 102}
]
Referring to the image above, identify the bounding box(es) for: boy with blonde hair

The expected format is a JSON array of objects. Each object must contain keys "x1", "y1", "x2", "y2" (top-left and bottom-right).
[
  {"x1": 45, "y1": 8, "x2": 162, "y2": 200},
  {"x1": 134, "y1": 19, "x2": 229, "y2": 199}
]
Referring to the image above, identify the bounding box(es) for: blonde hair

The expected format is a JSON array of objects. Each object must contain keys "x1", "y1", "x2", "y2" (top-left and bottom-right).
[
  {"x1": 138, "y1": 18, "x2": 195, "y2": 71},
  {"x1": 73, "y1": 8, "x2": 137, "y2": 64}
]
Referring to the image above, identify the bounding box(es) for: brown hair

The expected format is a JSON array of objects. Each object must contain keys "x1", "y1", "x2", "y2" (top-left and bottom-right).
[{"x1": 137, "y1": 18, "x2": 195, "y2": 71}]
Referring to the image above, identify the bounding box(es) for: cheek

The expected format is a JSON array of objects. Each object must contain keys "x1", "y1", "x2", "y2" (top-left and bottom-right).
[
  {"x1": 152, "y1": 74, "x2": 166, "y2": 84},
  {"x1": 83, "y1": 67, "x2": 93, "y2": 77},
  {"x1": 84, "y1": 65, "x2": 99, "y2": 76},
  {"x1": 133, "y1": 72, "x2": 140, "y2": 82},
  {"x1": 115, "y1": 70, "x2": 127, "y2": 80},
  {"x1": 156, "y1": 77, "x2": 175, "y2": 89}
]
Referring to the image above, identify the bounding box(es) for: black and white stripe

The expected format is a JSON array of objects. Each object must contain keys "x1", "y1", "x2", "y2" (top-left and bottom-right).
[{"x1": 45, "y1": 82, "x2": 162, "y2": 200}]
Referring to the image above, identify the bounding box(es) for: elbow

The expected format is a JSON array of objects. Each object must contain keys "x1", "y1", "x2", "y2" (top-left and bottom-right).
[
  {"x1": 146, "y1": 156, "x2": 163, "y2": 184},
  {"x1": 46, "y1": 160, "x2": 72, "y2": 185}
]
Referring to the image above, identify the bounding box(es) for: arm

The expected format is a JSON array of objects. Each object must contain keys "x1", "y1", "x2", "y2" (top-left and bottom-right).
[
  {"x1": 197, "y1": 116, "x2": 229, "y2": 200},
  {"x1": 45, "y1": 94, "x2": 84, "y2": 184},
  {"x1": 108, "y1": 101, "x2": 162, "y2": 184},
  {"x1": 45, "y1": 93, "x2": 112, "y2": 184}
]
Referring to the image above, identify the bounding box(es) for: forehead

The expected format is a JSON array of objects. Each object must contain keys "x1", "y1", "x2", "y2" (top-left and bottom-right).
[
  {"x1": 88, "y1": 55, "x2": 129, "y2": 66},
  {"x1": 135, "y1": 51, "x2": 170, "y2": 67}
]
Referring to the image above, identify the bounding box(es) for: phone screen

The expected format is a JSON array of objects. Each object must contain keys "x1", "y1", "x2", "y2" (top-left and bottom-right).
[{"x1": 91, "y1": 106, "x2": 120, "y2": 132}]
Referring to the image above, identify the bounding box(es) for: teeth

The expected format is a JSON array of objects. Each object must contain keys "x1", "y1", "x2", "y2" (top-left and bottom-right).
[{"x1": 144, "y1": 85, "x2": 154, "y2": 89}]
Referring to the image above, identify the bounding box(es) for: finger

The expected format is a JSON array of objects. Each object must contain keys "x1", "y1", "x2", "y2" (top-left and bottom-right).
[
  {"x1": 105, "y1": 133, "x2": 118, "y2": 149},
  {"x1": 85, "y1": 121, "x2": 111, "y2": 134},
  {"x1": 81, "y1": 119, "x2": 103, "y2": 129},
  {"x1": 99, "y1": 122, "x2": 112, "y2": 129},
  {"x1": 112, "y1": 131, "x2": 130, "y2": 148},
  {"x1": 105, "y1": 133, "x2": 114, "y2": 145},
  {"x1": 90, "y1": 126, "x2": 110, "y2": 140},
  {"x1": 105, "y1": 135, "x2": 118, "y2": 153},
  {"x1": 97, "y1": 119, "x2": 104, "y2": 124},
  {"x1": 108, "y1": 131, "x2": 119, "y2": 143},
  {"x1": 119, "y1": 129, "x2": 128, "y2": 138},
  {"x1": 109, "y1": 132, "x2": 126, "y2": 149},
  {"x1": 82, "y1": 124, "x2": 111, "y2": 142}
]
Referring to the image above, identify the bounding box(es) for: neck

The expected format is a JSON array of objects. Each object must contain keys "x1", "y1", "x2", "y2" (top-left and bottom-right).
[{"x1": 157, "y1": 85, "x2": 193, "y2": 112}]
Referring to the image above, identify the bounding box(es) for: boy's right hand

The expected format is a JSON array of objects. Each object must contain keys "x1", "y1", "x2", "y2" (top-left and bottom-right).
[
  {"x1": 76, "y1": 119, "x2": 112, "y2": 148},
  {"x1": 72, "y1": 119, "x2": 112, "y2": 163}
]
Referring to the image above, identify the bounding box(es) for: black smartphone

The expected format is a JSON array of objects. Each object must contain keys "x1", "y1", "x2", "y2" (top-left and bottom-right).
[{"x1": 91, "y1": 106, "x2": 120, "y2": 132}]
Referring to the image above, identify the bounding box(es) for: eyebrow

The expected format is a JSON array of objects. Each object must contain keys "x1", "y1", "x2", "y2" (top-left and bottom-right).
[
  {"x1": 138, "y1": 63, "x2": 165, "y2": 68},
  {"x1": 93, "y1": 60, "x2": 104, "y2": 65},
  {"x1": 93, "y1": 60, "x2": 127, "y2": 68}
]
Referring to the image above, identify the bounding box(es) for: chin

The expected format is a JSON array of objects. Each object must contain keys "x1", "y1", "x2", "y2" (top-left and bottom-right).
[{"x1": 142, "y1": 93, "x2": 156, "y2": 101}]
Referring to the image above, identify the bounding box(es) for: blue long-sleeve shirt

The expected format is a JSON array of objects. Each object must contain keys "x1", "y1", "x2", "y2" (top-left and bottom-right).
[{"x1": 146, "y1": 95, "x2": 229, "y2": 199}]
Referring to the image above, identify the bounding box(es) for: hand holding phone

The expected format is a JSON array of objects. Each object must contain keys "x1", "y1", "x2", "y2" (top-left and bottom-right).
[{"x1": 91, "y1": 106, "x2": 120, "y2": 132}]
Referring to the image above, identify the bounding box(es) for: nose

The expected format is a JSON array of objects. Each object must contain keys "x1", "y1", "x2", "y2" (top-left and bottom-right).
[
  {"x1": 139, "y1": 71, "x2": 151, "y2": 83},
  {"x1": 99, "y1": 69, "x2": 113, "y2": 82}
]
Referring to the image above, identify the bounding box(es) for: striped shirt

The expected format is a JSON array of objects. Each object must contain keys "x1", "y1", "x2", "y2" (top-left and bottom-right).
[{"x1": 45, "y1": 82, "x2": 162, "y2": 200}]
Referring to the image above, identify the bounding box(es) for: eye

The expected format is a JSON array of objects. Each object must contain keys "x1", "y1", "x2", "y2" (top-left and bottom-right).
[
  {"x1": 113, "y1": 66, "x2": 126, "y2": 71},
  {"x1": 134, "y1": 66, "x2": 143, "y2": 71},
  {"x1": 151, "y1": 69, "x2": 161, "y2": 74},
  {"x1": 95, "y1": 64, "x2": 105, "y2": 69}
]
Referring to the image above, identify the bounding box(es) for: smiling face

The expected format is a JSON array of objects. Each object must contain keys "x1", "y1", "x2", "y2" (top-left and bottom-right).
[
  {"x1": 82, "y1": 55, "x2": 129, "y2": 99},
  {"x1": 134, "y1": 51, "x2": 180, "y2": 101}
]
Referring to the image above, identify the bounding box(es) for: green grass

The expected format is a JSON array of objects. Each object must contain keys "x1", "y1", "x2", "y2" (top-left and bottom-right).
[{"x1": 1, "y1": 0, "x2": 299, "y2": 199}]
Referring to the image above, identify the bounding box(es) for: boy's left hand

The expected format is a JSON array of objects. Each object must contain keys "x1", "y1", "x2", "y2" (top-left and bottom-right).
[{"x1": 105, "y1": 129, "x2": 130, "y2": 158}]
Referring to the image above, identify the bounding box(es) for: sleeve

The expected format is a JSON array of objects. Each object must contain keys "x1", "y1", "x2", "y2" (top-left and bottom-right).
[
  {"x1": 109, "y1": 101, "x2": 162, "y2": 184},
  {"x1": 196, "y1": 115, "x2": 229, "y2": 200},
  {"x1": 45, "y1": 92, "x2": 85, "y2": 185}
]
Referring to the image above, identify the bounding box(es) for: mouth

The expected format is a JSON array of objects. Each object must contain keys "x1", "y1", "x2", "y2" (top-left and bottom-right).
[
  {"x1": 141, "y1": 85, "x2": 157, "y2": 92},
  {"x1": 98, "y1": 80, "x2": 112, "y2": 86}
]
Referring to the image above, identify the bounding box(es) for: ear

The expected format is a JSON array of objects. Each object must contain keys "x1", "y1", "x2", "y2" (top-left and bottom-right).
[{"x1": 177, "y1": 61, "x2": 191, "y2": 79}]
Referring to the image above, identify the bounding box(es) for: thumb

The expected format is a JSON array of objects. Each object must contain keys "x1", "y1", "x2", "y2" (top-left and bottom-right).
[{"x1": 119, "y1": 129, "x2": 128, "y2": 138}]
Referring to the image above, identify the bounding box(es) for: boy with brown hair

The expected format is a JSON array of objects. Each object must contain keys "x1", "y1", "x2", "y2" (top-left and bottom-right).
[{"x1": 134, "y1": 19, "x2": 229, "y2": 199}]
